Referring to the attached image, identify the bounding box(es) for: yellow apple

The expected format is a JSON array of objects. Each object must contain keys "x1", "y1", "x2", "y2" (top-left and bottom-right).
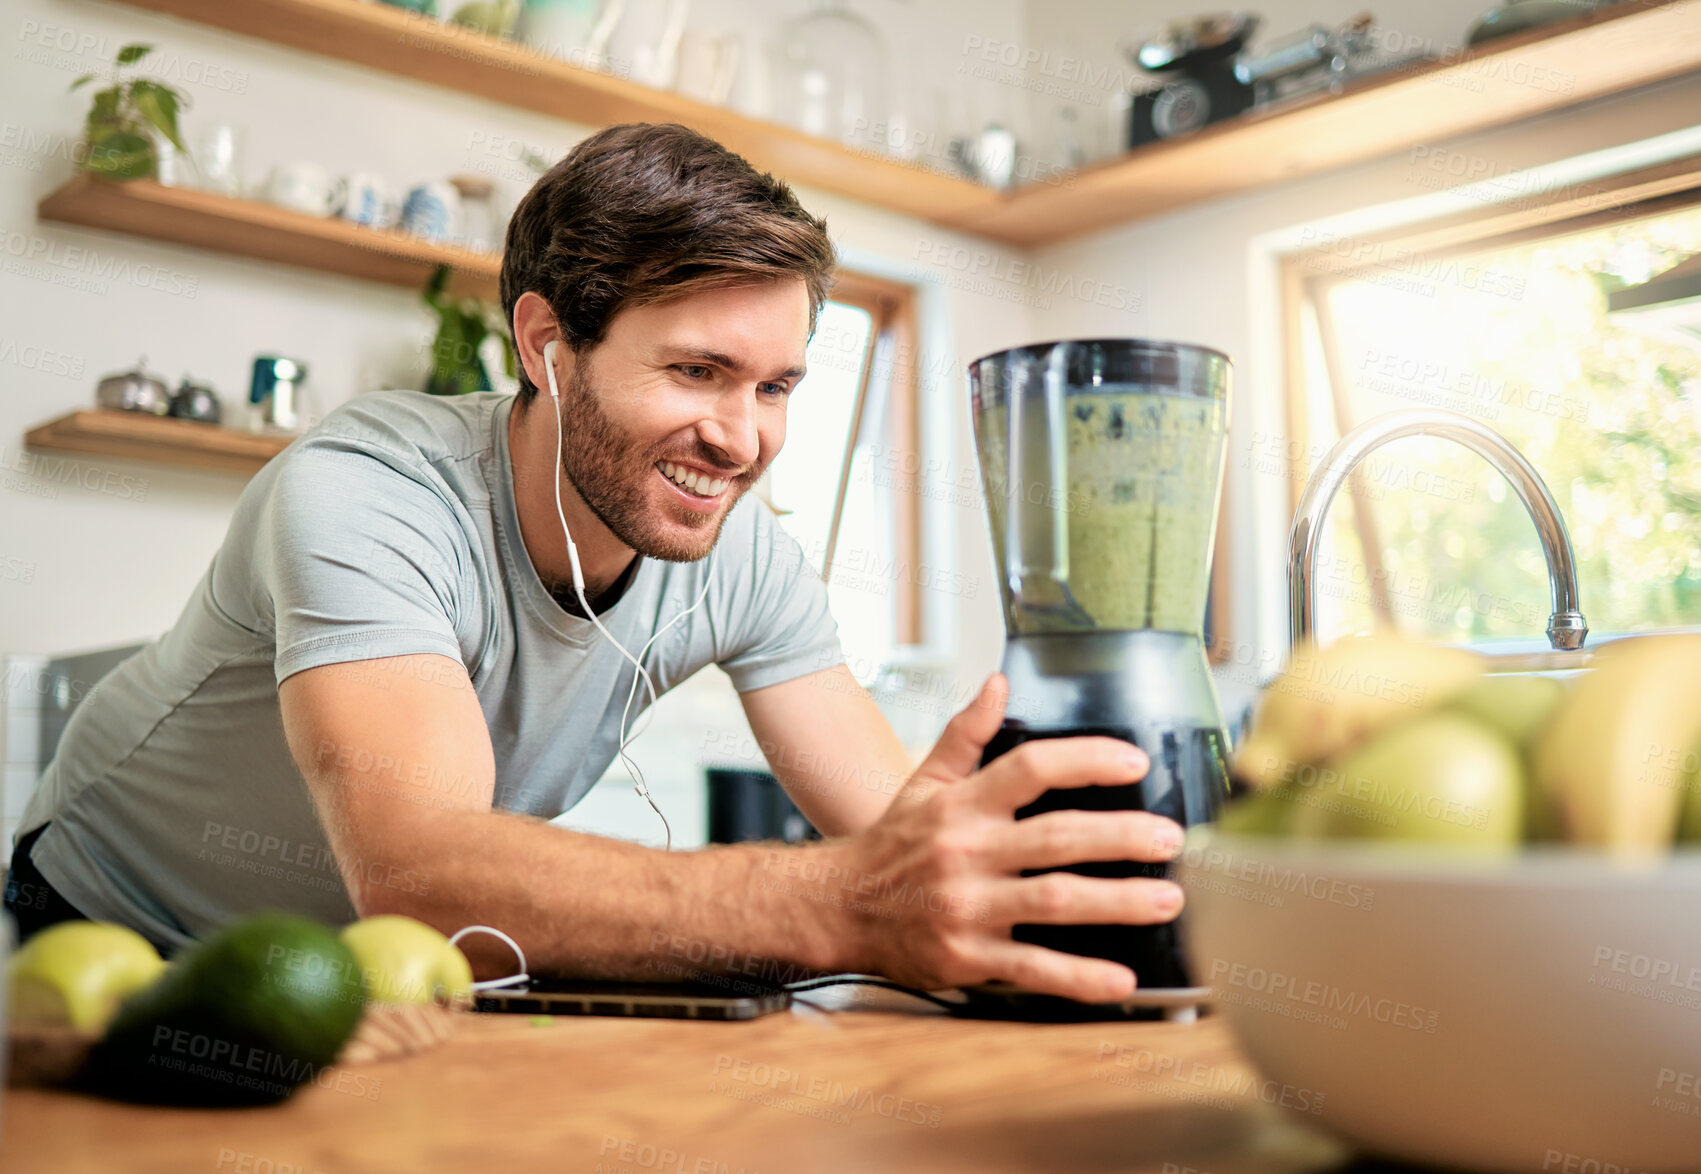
[
  {"x1": 1293, "y1": 711, "x2": 1524, "y2": 849},
  {"x1": 8, "y1": 921, "x2": 165, "y2": 1032},
  {"x1": 341, "y1": 915, "x2": 473, "y2": 1005},
  {"x1": 1444, "y1": 674, "x2": 1567, "y2": 750}
]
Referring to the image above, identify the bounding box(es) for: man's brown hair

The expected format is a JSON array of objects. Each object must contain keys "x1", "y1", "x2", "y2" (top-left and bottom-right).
[{"x1": 499, "y1": 122, "x2": 837, "y2": 406}]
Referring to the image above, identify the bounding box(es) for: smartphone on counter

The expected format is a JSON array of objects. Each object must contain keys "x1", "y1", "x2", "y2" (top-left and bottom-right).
[{"x1": 474, "y1": 977, "x2": 791, "y2": 1021}]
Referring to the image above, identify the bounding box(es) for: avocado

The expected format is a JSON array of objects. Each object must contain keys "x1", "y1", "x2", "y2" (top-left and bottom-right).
[{"x1": 80, "y1": 913, "x2": 365, "y2": 1106}]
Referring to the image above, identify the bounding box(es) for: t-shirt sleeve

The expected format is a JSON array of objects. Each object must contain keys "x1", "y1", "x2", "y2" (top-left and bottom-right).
[
  {"x1": 251, "y1": 439, "x2": 473, "y2": 685},
  {"x1": 715, "y1": 504, "x2": 846, "y2": 693}
]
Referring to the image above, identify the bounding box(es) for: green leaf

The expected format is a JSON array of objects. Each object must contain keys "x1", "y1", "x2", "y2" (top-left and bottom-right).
[
  {"x1": 81, "y1": 129, "x2": 155, "y2": 180},
  {"x1": 130, "y1": 81, "x2": 187, "y2": 153},
  {"x1": 87, "y1": 87, "x2": 121, "y2": 127},
  {"x1": 422, "y1": 264, "x2": 452, "y2": 312},
  {"x1": 115, "y1": 43, "x2": 153, "y2": 66},
  {"x1": 69, "y1": 74, "x2": 97, "y2": 92}
]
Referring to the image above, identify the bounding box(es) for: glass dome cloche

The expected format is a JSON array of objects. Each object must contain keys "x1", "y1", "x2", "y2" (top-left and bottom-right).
[{"x1": 769, "y1": 0, "x2": 890, "y2": 147}]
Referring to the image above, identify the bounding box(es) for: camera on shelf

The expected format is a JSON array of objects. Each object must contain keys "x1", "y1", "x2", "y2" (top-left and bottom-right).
[{"x1": 1126, "y1": 12, "x2": 1258, "y2": 146}]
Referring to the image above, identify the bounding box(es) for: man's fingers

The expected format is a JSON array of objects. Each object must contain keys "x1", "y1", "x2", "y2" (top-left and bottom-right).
[
  {"x1": 973, "y1": 736, "x2": 1148, "y2": 813},
  {"x1": 983, "y1": 873, "x2": 1185, "y2": 927},
  {"x1": 989, "y1": 810, "x2": 1184, "y2": 872},
  {"x1": 974, "y1": 938, "x2": 1138, "y2": 1003},
  {"x1": 913, "y1": 674, "x2": 1008, "y2": 783}
]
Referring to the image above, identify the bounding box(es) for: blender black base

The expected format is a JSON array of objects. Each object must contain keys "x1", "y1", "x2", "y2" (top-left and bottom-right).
[{"x1": 976, "y1": 631, "x2": 1231, "y2": 1017}]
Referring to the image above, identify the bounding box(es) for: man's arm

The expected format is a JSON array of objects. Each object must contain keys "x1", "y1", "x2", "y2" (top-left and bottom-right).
[
  {"x1": 280, "y1": 653, "x2": 1190, "y2": 1001},
  {"x1": 279, "y1": 653, "x2": 848, "y2": 980},
  {"x1": 737, "y1": 664, "x2": 914, "y2": 837}
]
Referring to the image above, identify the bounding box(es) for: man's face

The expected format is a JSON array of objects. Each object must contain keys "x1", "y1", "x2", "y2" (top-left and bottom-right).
[{"x1": 548, "y1": 280, "x2": 809, "y2": 563}]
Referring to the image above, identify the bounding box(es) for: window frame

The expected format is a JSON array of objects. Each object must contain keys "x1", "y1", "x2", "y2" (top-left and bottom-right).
[
  {"x1": 817, "y1": 268, "x2": 925, "y2": 646},
  {"x1": 1278, "y1": 152, "x2": 1701, "y2": 630}
]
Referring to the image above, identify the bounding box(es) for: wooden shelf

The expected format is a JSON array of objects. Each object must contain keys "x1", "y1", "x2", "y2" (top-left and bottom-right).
[
  {"x1": 964, "y1": 1, "x2": 1701, "y2": 245},
  {"x1": 38, "y1": 174, "x2": 499, "y2": 298},
  {"x1": 111, "y1": 0, "x2": 1701, "y2": 246},
  {"x1": 24, "y1": 410, "x2": 293, "y2": 476},
  {"x1": 114, "y1": 0, "x2": 1000, "y2": 232}
]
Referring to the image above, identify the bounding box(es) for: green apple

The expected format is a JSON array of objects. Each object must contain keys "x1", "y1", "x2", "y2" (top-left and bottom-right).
[
  {"x1": 8, "y1": 921, "x2": 165, "y2": 1031},
  {"x1": 1444, "y1": 674, "x2": 1567, "y2": 750},
  {"x1": 1293, "y1": 711, "x2": 1525, "y2": 849},
  {"x1": 1674, "y1": 739, "x2": 1701, "y2": 844},
  {"x1": 1217, "y1": 779, "x2": 1312, "y2": 837},
  {"x1": 341, "y1": 915, "x2": 473, "y2": 1005},
  {"x1": 1443, "y1": 674, "x2": 1568, "y2": 842}
]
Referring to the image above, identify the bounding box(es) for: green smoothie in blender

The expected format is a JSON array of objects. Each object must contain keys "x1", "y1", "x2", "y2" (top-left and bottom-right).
[{"x1": 975, "y1": 387, "x2": 1225, "y2": 636}]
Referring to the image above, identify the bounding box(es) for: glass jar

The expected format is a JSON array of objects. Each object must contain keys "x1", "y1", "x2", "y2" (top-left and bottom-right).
[{"x1": 769, "y1": 0, "x2": 889, "y2": 149}]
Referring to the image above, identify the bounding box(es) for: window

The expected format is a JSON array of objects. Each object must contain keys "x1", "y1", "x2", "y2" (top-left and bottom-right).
[
  {"x1": 1286, "y1": 166, "x2": 1701, "y2": 646},
  {"x1": 759, "y1": 272, "x2": 921, "y2": 681}
]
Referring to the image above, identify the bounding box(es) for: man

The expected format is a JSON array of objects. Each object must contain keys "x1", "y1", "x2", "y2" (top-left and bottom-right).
[{"x1": 7, "y1": 123, "x2": 1184, "y2": 1004}]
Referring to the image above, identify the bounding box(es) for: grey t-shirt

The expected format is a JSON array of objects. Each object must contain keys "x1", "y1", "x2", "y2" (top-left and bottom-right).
[{"x1": 20, "y1": 390, "x2": 843, "y2": 951}]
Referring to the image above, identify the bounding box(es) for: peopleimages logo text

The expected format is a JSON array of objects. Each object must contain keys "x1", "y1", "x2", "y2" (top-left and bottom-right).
[{"x1": 1209, "y1": 959, "x2": 1440, "y2": 1032}]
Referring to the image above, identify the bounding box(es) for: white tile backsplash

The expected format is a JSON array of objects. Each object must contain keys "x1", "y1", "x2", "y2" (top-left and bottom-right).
[
  {"x1": 3, "y1": 713, "x2": 38, "y2": 774},
  {"x1": 3, "y1": 655, "x2": 48, "y2": 710},
  {"x1": 4, "y1": 767, "x2": 41, "y2": 821}
]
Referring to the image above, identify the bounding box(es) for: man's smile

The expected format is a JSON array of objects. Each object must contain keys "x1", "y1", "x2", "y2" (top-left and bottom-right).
[
  {"x1": 654, "y1": 459, "x2": 746, "y2": 517},
  {"x1": 656, "y1": 459, "x2": 733, "y2": 498}
]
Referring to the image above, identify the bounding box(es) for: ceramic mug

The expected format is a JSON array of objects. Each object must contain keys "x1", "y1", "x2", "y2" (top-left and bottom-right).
[
  {"x1": 334, "y1": 171, "x2": 398, "y2": 228},
  {"x1": 400, "y1": 181, "x2": 462, "y2": 244},
  {"x1": 263, "y1": 162, "x2": 336, "y2": 217}
]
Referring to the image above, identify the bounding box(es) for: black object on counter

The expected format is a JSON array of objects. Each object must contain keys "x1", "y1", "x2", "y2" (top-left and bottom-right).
[{"x1": 705, "y1": 768, "x2": 819, "y2": 845}]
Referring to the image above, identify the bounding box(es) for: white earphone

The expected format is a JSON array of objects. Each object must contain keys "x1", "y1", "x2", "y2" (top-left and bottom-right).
[{"x1": 542, "y1": 338, "x2": 714, "y2": 851}]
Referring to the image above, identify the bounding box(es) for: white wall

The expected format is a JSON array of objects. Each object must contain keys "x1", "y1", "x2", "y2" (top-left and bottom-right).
[{"x1": 0, "y1": 0, "x2": 1030, "y2": 848}]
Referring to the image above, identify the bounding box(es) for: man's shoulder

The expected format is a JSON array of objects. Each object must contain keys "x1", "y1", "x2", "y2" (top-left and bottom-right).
[
  {"x1": 717, "y1": 494, "x2": 818, "y2": 582},
  {"x1": 299, "y1": 389, "x2": 506, "y2": 466}
]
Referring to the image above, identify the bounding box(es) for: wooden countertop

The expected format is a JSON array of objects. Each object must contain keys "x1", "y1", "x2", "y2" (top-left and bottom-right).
[{"x1": 0, "y1": 990, "x2": 1354, "y2": 1174}]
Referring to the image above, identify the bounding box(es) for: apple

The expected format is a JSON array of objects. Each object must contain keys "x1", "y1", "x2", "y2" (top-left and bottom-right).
[
  {"x1": 1218, "y1": 780, "x2": 1307, "y2": 837},
  {"x1": 1674, "y1": 739, "x2": 1701, "y2": 844},
  {"x1": 8, "y1": 921, "x2": 166, "y2": 1032},
  {"x1": 1444, "y1": 674, "x2": 1567, "y2": 750},
  {"x1": 1292, "y1": 711, "x2": 1525, "y2": 849},
  {"x1": 1441, "y1": 674, "x2": 1569, "y2": 841},
  {"x1": 341, "y1": 915, "x2": 473, "y2": 1005}
]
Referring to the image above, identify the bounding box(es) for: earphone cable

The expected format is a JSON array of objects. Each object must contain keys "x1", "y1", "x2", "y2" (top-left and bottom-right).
[{"x1": 543, "y1": 339, "x2": 716, "y2": 853}]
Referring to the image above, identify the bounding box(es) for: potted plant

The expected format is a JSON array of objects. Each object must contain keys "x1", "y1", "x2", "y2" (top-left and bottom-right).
[
  {"x1": 423, "y1": 265, "x2": 517, "y2": 396},
  {"x1": 70, "y1": 43, "x2": 189, "y2": 181}
]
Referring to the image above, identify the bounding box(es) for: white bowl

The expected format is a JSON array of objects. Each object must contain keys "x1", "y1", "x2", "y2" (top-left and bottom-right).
[{"x1": 1176, "y1": 832, "x2": 1701, "y2": 1173}]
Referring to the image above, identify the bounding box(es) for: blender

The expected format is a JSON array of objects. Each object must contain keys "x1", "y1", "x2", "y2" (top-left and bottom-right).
[{"x1": 965, "y1": 338, "x2": 1233, "y2": 1017}]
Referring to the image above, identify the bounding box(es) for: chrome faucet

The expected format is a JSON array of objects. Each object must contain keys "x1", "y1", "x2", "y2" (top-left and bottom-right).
[{"x1": 1288, "y1": 409, "x2": 1588, "y2": 651}]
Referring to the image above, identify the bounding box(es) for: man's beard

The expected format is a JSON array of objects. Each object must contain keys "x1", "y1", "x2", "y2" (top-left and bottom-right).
[{"x1": 554, "y1": 357, "x2": 757, "y2": 563}]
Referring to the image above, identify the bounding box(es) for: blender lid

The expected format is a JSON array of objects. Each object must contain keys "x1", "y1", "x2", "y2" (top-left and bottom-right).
[{"x1": 968, "y1": 338, "x2": 1231, "y2": 404}]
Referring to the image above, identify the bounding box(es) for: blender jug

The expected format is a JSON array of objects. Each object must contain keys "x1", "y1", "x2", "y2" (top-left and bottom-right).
[{"x1": 969, "y1": 338, "x2": 1232, "y2": 999}]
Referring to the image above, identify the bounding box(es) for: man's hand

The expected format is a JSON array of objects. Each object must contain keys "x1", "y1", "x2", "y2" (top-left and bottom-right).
[{"x1": 828, "y1": 673, "x2": 1184, "y2": 1003}]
